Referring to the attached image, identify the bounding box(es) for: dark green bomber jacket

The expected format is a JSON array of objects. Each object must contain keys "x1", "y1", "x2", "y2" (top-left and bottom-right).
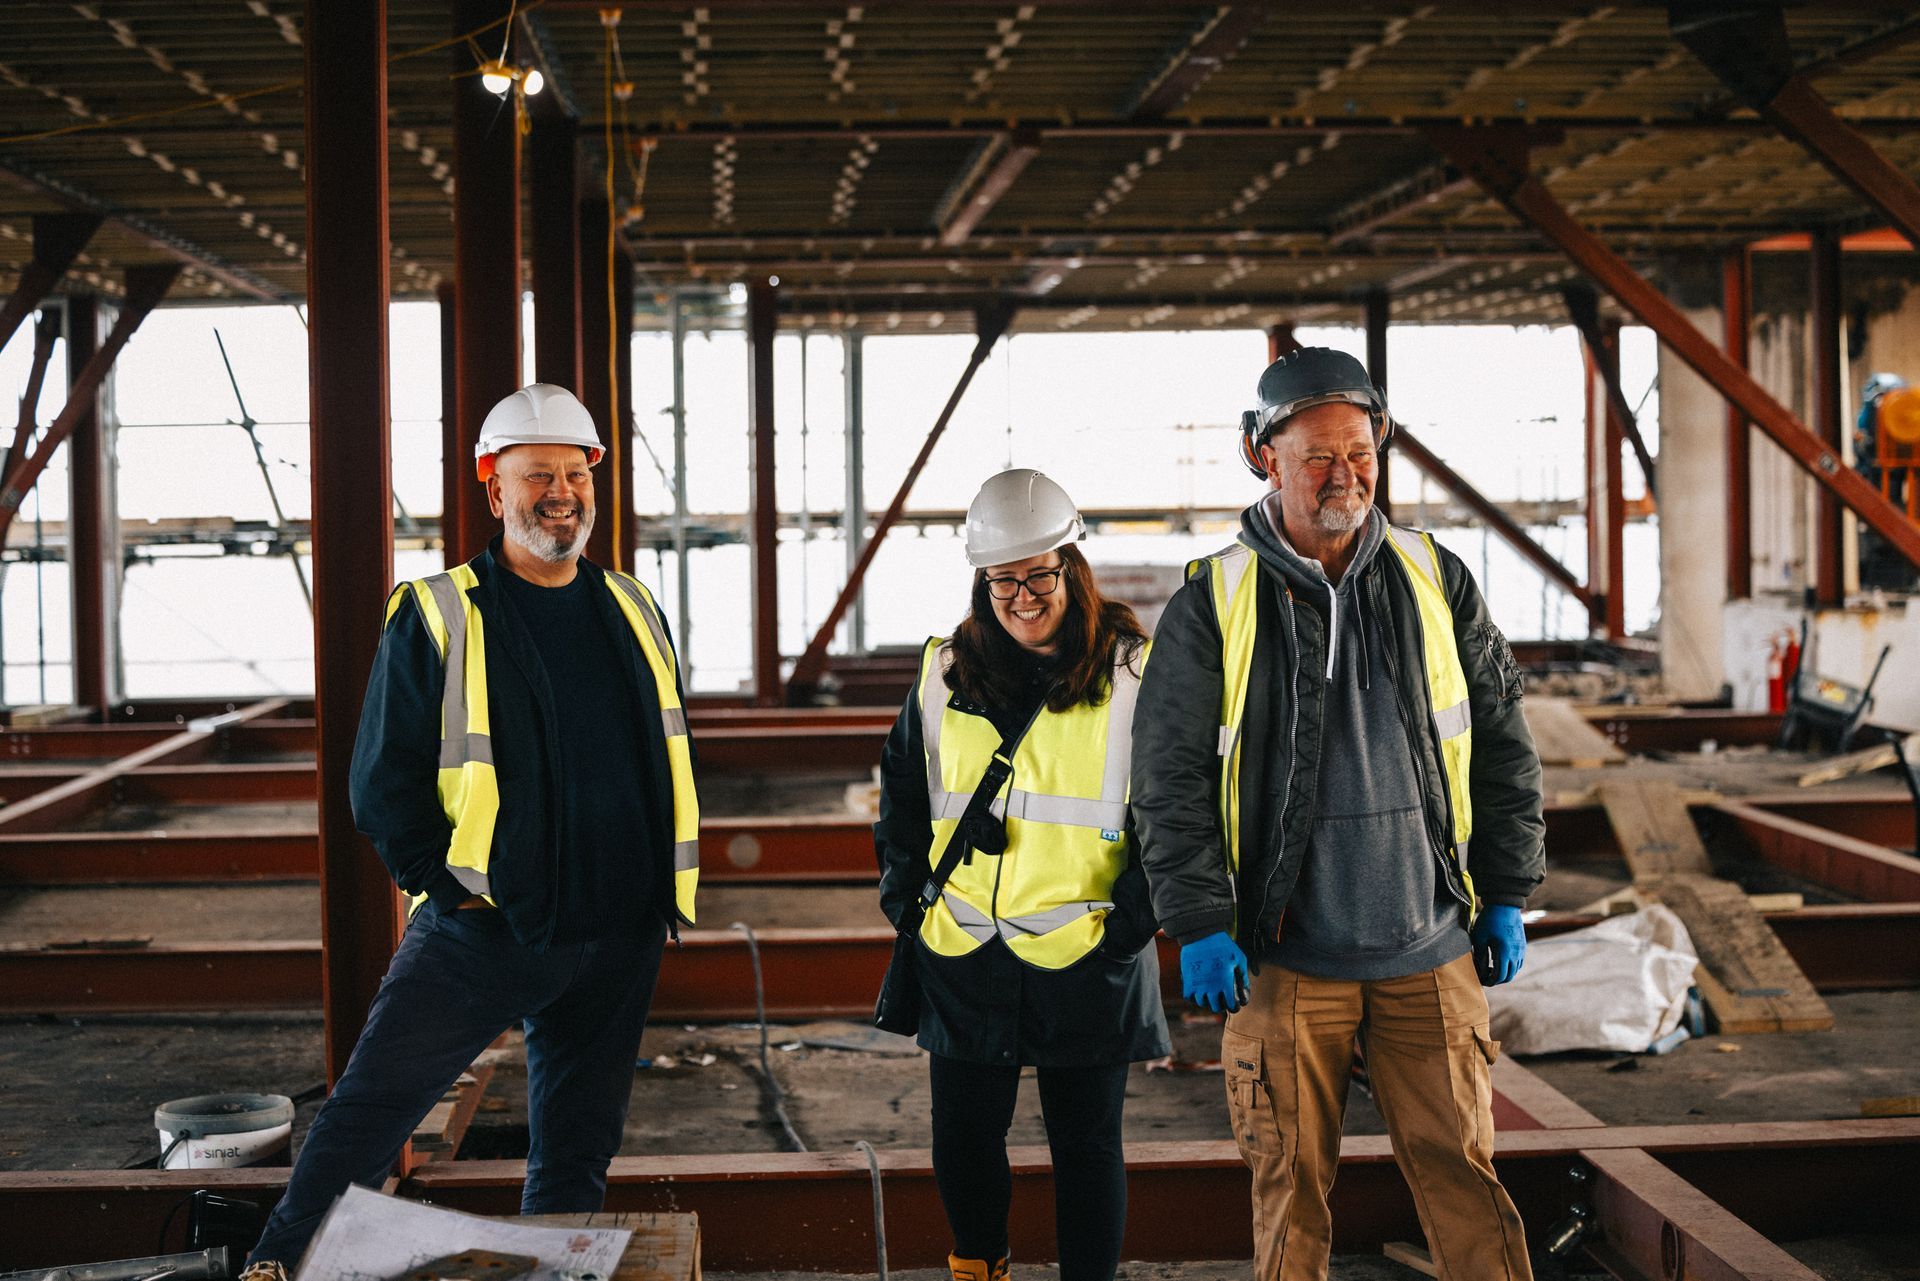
[{"x1": 1129, "y1": 527, "x2": 1546, "y2": 960}]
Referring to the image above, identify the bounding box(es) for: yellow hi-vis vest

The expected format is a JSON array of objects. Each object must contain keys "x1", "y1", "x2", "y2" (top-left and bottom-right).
[
  {"x1": 1194, "y1": 526, "x2": 1475, "y2": 919},
  {"x1": 915, "y1": 636, "x2": 1147, "y2": 970},
  {"x1": 392, "y1": 564, "x2": 701, "y2": 924}
]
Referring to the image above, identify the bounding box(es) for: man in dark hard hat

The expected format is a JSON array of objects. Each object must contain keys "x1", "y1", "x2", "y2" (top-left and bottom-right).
[
  {"x1": 1131, "y1": 348, "x2": 1545, "y2": 1279},
  {"x1": 237, "y1": 385, "x2": 700, "y2": 1280}
]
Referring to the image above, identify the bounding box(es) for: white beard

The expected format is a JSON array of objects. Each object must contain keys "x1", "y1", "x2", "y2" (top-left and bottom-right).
[
  {"x1": 505, "y1": 498, "x2": 594, "y2": 563},
  {"x1": 1312, "y1": 492, "x2": 1369, "y2": 533}
]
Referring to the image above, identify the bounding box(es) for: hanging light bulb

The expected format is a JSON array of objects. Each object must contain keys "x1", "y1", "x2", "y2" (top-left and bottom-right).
[
  {"x1": 523, "y1": 68, "x2": 545, "y2": 96},
  {"x1": 479, "y1": 61, "x2": 513, "y2": 95}
]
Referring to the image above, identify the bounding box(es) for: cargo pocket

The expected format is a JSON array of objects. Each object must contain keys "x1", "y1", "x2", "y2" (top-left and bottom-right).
[
  {"x1": 1474, "y1": 1028, "x2": 1501, "y2": 1064},
  {"x1": 1222, "y1": 1029, "x2": 1284, "y2": 1160}
]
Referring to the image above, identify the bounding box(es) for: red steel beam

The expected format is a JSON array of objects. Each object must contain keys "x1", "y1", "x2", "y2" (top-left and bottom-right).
[
  {"x1": 1724, "y1": 247, "x2": 1752, "y2": 601},
  {"x1": 5, "y1": 909, "x2": 1910, "y2": 1017},
  {"x1": 1121, "y1": 4, "x2": 1266, "y2": 120},
  {"x1": 936, "y1": 131, "x2": 1042, "y2": 248},
  {"x1": 0, "y1": 213, "x2": 101, "y2": 354},
  {"x1": 0, "y1": 829, "x2": 316, "y2": 884},
  {"x1": 0, "y1": 264, "x2": 181, "y2": 549},
  {"x1": 1582, "y1": 1146, "x2": 1824, "y2": 1281},
  {"x1": 789, "y1": 301, "x2": 1015, "y2": 697},
  {"x1": 305, "y1": 0, "x2": 404, "y2": 1084},
  {"x1": 748, "y1": 277, "x2": 781, "y2": 704},
  {"x1": 1392, "y1": 426, "x2": 1589, "y2": 604},
  {"x1": 1266, "y1": 322, "x2": 1300, "y2": 364},
  {"x1": 1426, "y1": 124, "x2": 1920, "y2": 572},
  {"x1": 1713, "y1": 800, "x2": 1920, "y2": 902},
  {"x1": 1365, "y1": 287, "x2": 1390, "y2": 515},
  {"x1": 7, "y1": 1121, "x2": 1911, "y2": 1273},
  {"x1": 1562, "y1": 283, "x2": 1656, "y2": 499},
  {"x1": 1810, "y1": 226, "x2": 1845, "y2": 607},
  {"x1": 528, "y1": 106, "x2": 582, "y2": 396},
  {"x1": 64, "y1": 294, "x2": 116, "y2": 712},
  {"x1": 1583, "y1": 708, "x2": 1782, "y2": 753},
  {"x1": 450, "y1": 0, "x2": 522, "y2": 566}
]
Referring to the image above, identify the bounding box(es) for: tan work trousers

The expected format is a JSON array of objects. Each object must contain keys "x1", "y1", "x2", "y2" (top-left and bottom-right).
[{"x1": 1222, "y1": 951, "x2": 1532, "y2": 1281}]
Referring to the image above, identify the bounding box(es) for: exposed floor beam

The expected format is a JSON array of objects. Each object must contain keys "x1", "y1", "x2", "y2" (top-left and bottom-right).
[
  {"x1": 1326, "y1": 164, "x2": 1475, "y2": 246},
  {"x1": 1713, "y1": 801, "x2": 1920, "y2": 902},
  {"x1": 1120, "y1": 5, "x2": 1268, "y2": 119},
  {"x1": 0, "y1": 213, "x2": 102, "y2": 354},
  {"x1": 1562, "y1": 283, "x2": 1657, "y2": 498},
  {"x1": 1674, "y1": 5, "x2": 1920, "y2": 248},
  {"x1": 0, "y1": 160, "x2": 281, "y2": 302},
  {"x1": 1426, "y1": 124, "x2": 1920, "y2": 572},
  {"x1": 933, "y1": 131, "x2": 1042, "y2": 247}
]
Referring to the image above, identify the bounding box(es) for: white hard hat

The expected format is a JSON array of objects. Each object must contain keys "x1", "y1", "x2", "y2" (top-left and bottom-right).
[
  {"x1": 474, "y1": 384, "x2": 605, "y2": 481},
  {"x1": 964, "y1": 468, "x2": 1086, "y2": 568}
]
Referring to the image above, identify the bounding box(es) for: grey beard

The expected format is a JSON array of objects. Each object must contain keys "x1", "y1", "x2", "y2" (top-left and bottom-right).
[
  {"x1": 1312, "y1": 492, "x2": 1369, "y2": 533},
  {"x1": 505, "y1": 501, "x2": 594, "y2": 563}
]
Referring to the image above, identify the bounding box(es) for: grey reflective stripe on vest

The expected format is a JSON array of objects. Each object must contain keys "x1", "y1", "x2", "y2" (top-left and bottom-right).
[
  {"x1": 449, "y1": 864, "x2": 491, "y2": 897},
  {"x1": 921, "y1": 647, "x2": 1136, "y2": 831},
  {"x1": 1385, "y1": 528, "x2": 1472, "y2": 741},
  {"x1": 942, "y1": 889, "x2": 1115, "y2": 944},
  {"x1": 605, "y1": 573, "x2": 689, "y2": 745},
  {"x1": 423, "y1": 573, "x2": 493, "y2": 771},
  {"x1": 675, "y1": 839, "x2": 699, "y2": 871},
  {"x1": 1213, "y1": 545, "x2": 1256, "y2": 759}
]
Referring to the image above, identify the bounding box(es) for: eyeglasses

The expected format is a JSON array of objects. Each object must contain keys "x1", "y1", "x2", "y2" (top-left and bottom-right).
[{"x1": 983, "y1": 567, "x2": 1064, "y2": 600}]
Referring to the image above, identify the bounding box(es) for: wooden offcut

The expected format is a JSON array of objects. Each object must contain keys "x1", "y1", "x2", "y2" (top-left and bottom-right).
[
  {"x1": 519, "y1": 1212, "x2": 701, "y2": 1281},
  {"x1": 1598, "y1": 779, "x2": 1832, "y2": 1034},
  {"x1": 1525, "y1": 698, "x2": 1628, "y2": 767},
  {"x1": 1795, "y1": 732, "x2": 1920, "y2": 788}
]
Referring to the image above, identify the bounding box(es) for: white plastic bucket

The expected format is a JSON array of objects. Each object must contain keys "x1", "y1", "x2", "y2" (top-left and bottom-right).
[{"x1": 154, "y1": 1093, "x2": 294, "y2": 1170}]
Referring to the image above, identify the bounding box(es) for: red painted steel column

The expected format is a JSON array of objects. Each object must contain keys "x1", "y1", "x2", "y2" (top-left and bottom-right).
[
  {"x1": 748, "y1": 279, "x2": 780, "y2": 705},
  {"x1": 1725, "y1": 248, "x2": 1752, "y2": 602},
  {"x1": 438, "y1": 282, "x2": 460, "y2": 563},
  {"x1": 65, "y1": 296, "x2": 117, "y2": 713},
  {"x1": 303, "y1": 0, "x2": 401, "y2": 1082},
  {"x1": 1600, "y1": 319, "x2": 1626, "y2": 638},
  {"x1": 528, "y1": 108, "x2": 581, "y2": 396},
  {"x1": 613, "y1": 246, "x2": 635, "y2": 571},
  {"x1": 578, "y1": 196, "x2": 615, "y2": 565},
  {"x1": 1810, "y1": 228, "x2": 1844, "y2": 608},
  {"x1": 1266, "y1": 322, "x2": 1300, "y2": 364},
  {"x1": 450, "y1": 0, "x2": 521, "y2": 566},
  {"x1": 1584, "y1": 346, "x2": 1607, "y2": 636},
  {"x1": 1365, "y1": 288, "x2": 1390, "y2": 517}
]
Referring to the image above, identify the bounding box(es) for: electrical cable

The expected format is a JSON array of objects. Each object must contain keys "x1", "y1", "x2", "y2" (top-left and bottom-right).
[
  {"x1": 728, "y1": 921, "x2": 806, "y2": 1153},
  {"x1": 853, "y1": 1139, "x2": 890, "y2": 1281}
]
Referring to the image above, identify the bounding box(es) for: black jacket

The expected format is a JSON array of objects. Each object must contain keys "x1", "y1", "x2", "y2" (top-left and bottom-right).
[
  {"x1": 874, "y1": 647, "x2": 1171, "y2": 1067},
  {"x1": 349, "y1": 539, "x2": 692, "y2": 951},
  {"x1": 1130, "y1": 525, "x2": 1544, "y2": 960}
]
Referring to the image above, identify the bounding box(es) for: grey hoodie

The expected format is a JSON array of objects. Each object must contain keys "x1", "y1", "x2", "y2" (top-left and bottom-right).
[{"x1": 1240, "y1": 495, "x2": 1471, "y2": 980}]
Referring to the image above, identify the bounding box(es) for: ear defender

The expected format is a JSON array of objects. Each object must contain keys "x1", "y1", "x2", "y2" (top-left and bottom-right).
[{"x1": 1239, "y1": 410, "x2": 1270, "y2": 479}]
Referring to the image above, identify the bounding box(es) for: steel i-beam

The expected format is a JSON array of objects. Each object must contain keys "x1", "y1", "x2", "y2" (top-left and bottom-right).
[
  {"x1": 0, "y1": 213, "x2": 102, "y2": 353},
  {"x1": 1426, "y1": 125, "x2": 1920, "y2": 571}
]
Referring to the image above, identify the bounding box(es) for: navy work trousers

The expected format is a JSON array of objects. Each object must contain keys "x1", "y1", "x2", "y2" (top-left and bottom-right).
[{"x1": 246, "y1": 899, "x2": 668, "y2": 1269}]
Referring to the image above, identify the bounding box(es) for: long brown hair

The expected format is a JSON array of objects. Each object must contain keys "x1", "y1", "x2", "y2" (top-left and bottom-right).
[{"x1": 946, "y1": 544, "x2": 1148, "y2": 714}]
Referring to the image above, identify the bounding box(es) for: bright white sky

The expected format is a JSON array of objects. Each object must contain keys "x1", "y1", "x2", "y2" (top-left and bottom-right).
[{"x1": 0, "y1": 302, "x2": 1659, "y2": 698}]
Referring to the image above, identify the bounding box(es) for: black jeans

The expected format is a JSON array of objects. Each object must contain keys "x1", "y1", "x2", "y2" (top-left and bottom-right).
[
  {"x1": 928, "y1": 1054, "x2": 1130, "y2": 1281},
  {"x1": 246, "y1": 900, "x2": 667, "y2": 1269}
]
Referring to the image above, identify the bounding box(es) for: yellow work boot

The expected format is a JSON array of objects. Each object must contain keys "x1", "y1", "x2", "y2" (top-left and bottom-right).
[
  {"x1": 236, "y1": 1264, "x2": 289, "y2": 1281},
  {"x1": 947, "y1": 1254, "x2": 1009, "y2": 1281}
]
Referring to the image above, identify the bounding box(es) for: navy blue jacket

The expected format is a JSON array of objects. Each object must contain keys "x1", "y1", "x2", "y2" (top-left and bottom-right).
[{"x1": 348, "y1": 539, "x2": 692, "y2": 950}]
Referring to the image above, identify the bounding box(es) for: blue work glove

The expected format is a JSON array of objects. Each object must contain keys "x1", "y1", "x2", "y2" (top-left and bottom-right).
[
  {"x1": 1471, "y1": 904, "x2": 1527, "y2": 986},
  {"x1": 1180, "y1": 931, "x2": 1250, "y2": 1013}
]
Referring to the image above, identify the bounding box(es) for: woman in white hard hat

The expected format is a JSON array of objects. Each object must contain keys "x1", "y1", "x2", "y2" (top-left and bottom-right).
[{"x1": 874, "y1": 468, "x2": 1169, "y2": 1281}]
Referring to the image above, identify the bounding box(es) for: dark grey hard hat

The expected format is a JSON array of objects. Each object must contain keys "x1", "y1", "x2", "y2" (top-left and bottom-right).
[{"x1": 1253, "y1": 346, "x2": 1387, "y2": 435}]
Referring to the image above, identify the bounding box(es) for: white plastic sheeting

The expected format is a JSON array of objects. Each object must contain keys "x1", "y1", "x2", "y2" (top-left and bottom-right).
[{"x1": 1487, "y1": 904, "x2": 1700, "y2": 1055}]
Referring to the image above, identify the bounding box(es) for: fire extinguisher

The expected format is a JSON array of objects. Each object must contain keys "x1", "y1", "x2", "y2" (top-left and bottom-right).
[{"x1": 1767, "y1": 629, "x2": 1801, "y2": 713}]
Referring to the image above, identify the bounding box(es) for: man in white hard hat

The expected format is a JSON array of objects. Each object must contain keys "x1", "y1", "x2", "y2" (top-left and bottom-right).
[{"x1": 238, "y1": 385, "x2": 699, "y2": 1280}]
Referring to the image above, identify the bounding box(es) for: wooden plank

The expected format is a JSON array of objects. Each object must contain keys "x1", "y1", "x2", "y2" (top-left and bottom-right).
[
  {"x1": 518, "y1": 1212, "x2": 700, "y2": 1281},
  {"x1": 1525, "y1": 698, "x2": 1627, "y2": 767},
  {"x1": 1597, "y1": 778, "x2": 1713, "y2": 881},
  {"x1": 1381, "y1": 1241, "x2": 1438, "y2": 1276},
  {"x1": 1861, "y1": 1095, "x2": 1920, "y2": 1118},
  {"x1": 1651, "y1": 873, "x2": 1833, "y2": 1034},
  {"x1": 1796, "y1": 732, "x2": 1920, "y2": 787}
]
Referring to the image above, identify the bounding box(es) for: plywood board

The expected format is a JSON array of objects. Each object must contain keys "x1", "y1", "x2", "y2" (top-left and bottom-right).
[
  {"x1": 1650, "y1": 873, "x2": 1833, "y2": 1034},
  {"x1": 1525, "y1": 698, "x2": 1628, "y2": 767},
  {"x1": 1597, "y1": 778, "x2": 1713, "y2": 881},
  {"x1": 519, "y1": 1213, "x2": 701, "y2": 1281},
  {"x1": 1795, "y1": 732, "x2": 1920, "y2": 788}
]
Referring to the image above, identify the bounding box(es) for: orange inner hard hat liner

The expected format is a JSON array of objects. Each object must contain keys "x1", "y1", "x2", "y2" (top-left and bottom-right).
[{"x1": 475, "y1": 445, "x2": 605, "y2": 483}]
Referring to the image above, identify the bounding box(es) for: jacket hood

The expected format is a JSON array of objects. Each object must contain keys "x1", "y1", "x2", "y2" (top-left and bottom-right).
[{"x1": 1239, "y1": 493, "x2": 1387, "y2": 597}]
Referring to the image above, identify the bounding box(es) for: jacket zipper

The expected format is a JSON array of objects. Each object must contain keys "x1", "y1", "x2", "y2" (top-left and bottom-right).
[
  {"x1": 1251, "y1": 580, "x2": 1301, "y2": 936},
  {"x1": 1374, "y1": 570, "x2": 1472, "y2": 911}
]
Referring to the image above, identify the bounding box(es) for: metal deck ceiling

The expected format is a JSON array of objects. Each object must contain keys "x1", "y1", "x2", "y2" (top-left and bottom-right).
[{"x1": 2, "y1": 2, "x2": 1918, "y2": 331}]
